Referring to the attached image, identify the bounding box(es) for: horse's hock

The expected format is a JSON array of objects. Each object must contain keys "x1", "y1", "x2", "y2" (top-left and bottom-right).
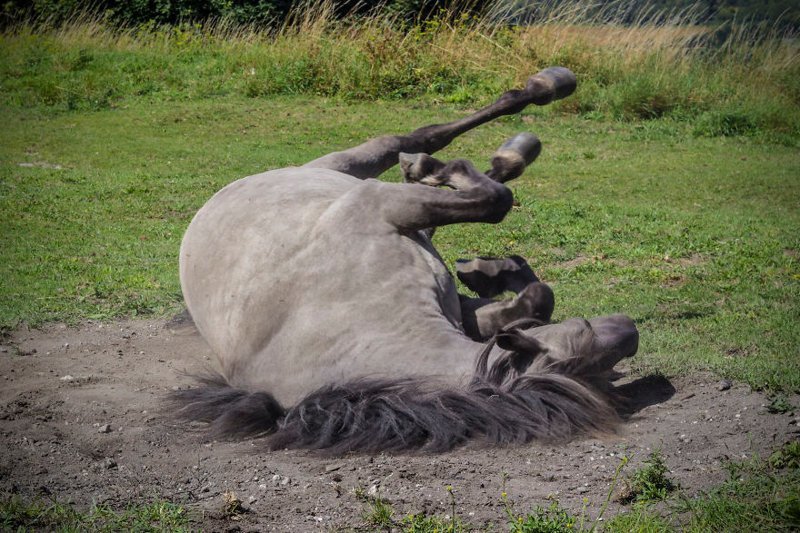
[{"x1": 173, "y1": 67, "x2": 641, "y2": 454}]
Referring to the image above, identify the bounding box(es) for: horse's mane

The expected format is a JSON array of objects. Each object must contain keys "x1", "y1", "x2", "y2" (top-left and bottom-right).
[{"x1": 168, "y1": 324, "x2": 621, "y2": 454}]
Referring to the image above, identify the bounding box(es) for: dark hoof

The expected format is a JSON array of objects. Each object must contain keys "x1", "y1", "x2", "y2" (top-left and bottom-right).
[
  {"x1": 398, "y1": 152, "x2": 445, "y2": 184},
  {"x1": 526, "y1": 66, "x2": 577, "y2": 105},
  {"x1": 489, "y1": 133, "x2": 541, "y2": 183},
  {"x1": 456, "y1": 255, "x2": 539, "y2": 298},
  {"x1": 499, "y1": 132, "x2": 541, "y2": 165}
]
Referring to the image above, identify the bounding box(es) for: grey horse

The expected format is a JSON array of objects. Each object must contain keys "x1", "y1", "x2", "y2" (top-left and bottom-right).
[{"x1": 173, "y1": 67, "x2": 639, "y2": 454}]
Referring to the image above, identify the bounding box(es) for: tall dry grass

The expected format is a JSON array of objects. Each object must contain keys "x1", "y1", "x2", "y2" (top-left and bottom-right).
[{"x1": 1, "y1": 0, "x2": 797, "y2": 139}]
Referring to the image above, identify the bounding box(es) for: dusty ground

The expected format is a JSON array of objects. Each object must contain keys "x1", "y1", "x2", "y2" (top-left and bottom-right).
[{"x1": 1, "y1": 317, "x2": 798, "y2": 531}]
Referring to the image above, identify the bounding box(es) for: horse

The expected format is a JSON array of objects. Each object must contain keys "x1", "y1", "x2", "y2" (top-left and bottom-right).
[{"x1": 172, "y1": 67, "x2": 640, "y2": 454}]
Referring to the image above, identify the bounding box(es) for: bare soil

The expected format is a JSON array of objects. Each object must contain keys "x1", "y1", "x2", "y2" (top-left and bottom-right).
[{"x1": 2, "y1": 318, "x2": 798, "y2": 531}]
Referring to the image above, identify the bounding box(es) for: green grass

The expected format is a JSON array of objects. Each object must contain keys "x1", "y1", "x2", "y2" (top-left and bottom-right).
[
  {"x1": 1, "y1": 96, "x2": 799, "y2": 390},
  {"x1": 0, "y1": 495, "x2": 189, "y2": 531}
]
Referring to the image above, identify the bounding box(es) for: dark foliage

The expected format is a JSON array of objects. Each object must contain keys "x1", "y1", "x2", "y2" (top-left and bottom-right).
[{"x1": 4, "y1": 1, "x2": 798, "y2": 31}]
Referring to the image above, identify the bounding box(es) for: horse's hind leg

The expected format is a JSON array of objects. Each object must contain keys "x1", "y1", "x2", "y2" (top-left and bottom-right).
[{"x1": 303, "y1": 67, "x2": 575, "y2": 179}]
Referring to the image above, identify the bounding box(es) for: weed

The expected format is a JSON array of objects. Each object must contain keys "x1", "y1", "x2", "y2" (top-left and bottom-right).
[
  {"x1": 363, "y1": 496, "x2": 394, "y2": 530},
  {"x1": 507, "y1": 500, "x2": 577, "y2": 532},
  {"x1": 401, "y1": 512, "x2": 465, "y2": 532},
  {"x1": 769, "y1": 441, "x2": 800, "y2": 470},
  {"x1": 221, "y1": 491, "x2": 246, "y2": 519},
  {"x1": 767, "y1": 394, "x2": 795, "y2": 415},
  {"x1": 359, "y1": 485, "x2": 464, "y2": 532},
  {"x1": 617, "y1": 451, "x2": 678, "y2": 504}
]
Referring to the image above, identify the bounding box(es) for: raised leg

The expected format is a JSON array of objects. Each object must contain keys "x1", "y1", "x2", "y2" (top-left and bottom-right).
[
  {"x1": 460, "y1": 282, "x2": 554, "y2": 340},
  {"x1": 303, "y1": 67, "x2": 576, "y2": 179},
  {"x1": 353, "y1": 156, "x2": 514, "y2": 231},
  {"x1": 455, "y1": 255, "x2": 554, "y2": 340}
]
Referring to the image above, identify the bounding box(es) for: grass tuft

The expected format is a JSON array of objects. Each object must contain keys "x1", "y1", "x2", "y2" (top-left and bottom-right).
[
  {"x1": 617, "y1": 451, "x2": 678, "y2": 505},
  {"x1": 0, "y1": 494, "x2": 189, "y2": 531}
]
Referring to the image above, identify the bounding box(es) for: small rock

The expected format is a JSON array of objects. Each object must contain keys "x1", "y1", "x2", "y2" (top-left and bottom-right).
[
  {"x1": 247, "y1": 495, "x2": 257, "y2": 504},
  {"x1": 60, "y1": 375, "x2": 74, "y2": 382},
  {"x1": 717, "y1": 380, "x2": 732, "y2": 391},
  {"x1": 325, "y1": 463, "x2": 343, "y2": 473},
  {"x1": 367, "y1": 484, "x2": 379, "y2": 497},
  {"x1": 577, "y1": 486, "x2": 590, "y2": 494},
  {"x1": 280, "y1": 476, "x2": 290, "y2": 486},
  {"x1": 271, "y1": 474, "x2": 281, "y2": 485},
  {"x1": 103, "y1": 458, "x2": 117, "y2": 469},
  {"x1": 98, "y1": 424, "x2": 111, "y2": 434}
]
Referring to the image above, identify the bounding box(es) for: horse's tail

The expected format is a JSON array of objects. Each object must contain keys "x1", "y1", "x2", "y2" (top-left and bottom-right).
[
  {"x1": 167, "y1": 373, "x2": 286, "y2": 439},
  {"x1": 168, "y1": 337, "x2": 620, "y2": 454}
]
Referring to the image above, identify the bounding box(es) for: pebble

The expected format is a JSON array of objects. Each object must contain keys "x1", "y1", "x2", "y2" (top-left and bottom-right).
[
  {"x1": 98, "y1": 424, "x2": 111, "y2": 433},
  {"x1": 717, "y1": 380, "x2": 732, "y2": 391},
  {"x1": 577, "y1": 486, "x2": 590, "y2": 494},
  {"x1": 60, "y1": 375, "x2": 74, "y2": 382},
  {"x1": 271, "y1": 474, "x2": 290, "y2": 486}
]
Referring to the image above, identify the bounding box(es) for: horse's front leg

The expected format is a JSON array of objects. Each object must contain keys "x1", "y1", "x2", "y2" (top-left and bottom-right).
[{"x1": 457, "y1": 256, "x2": 554, "y2": 341}]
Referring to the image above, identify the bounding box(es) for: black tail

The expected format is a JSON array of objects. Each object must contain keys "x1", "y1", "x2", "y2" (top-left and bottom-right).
[
  {"x1": 168, "y1": 373, "x2": 285, "y2": 439},
  {"x1": 169, "y1": 342, "x2": 620, "y2": 454}
]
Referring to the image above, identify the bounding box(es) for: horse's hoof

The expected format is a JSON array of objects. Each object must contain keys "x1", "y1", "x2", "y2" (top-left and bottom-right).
[
  {"x1": 526, "y1": 66, "x2": 577, "y2": 105},
  {"x1": 488, "y1": 133, "x2": 541, "y2": 183},
  {"x1": 456, "y1": 255, "x2": 539, "y2": 298},
  {"x1": 398, "y1": 152, "x2": 445, "y2": 184},
  {"x1": 499, "y1": 132, "x2": 542, "y2": 164}
]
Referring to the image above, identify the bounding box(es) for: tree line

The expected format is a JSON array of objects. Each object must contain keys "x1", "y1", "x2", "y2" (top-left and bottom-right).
[{"x1": 3, "y1": 0, "x2": 798, "y2": 31}]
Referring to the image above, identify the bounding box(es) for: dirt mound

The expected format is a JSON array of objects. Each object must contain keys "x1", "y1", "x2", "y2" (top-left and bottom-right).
[{"x1": 2, "y1": 319, "x2": 798, "y2": 530}]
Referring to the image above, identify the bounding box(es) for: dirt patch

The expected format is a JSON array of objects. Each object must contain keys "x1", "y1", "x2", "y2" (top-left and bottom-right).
[{"x1": 2, "y1": 319, "x2": 798, "y2": 530}]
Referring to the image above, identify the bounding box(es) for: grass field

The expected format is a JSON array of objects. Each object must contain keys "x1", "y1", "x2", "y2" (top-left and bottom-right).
[{"x1": 1, "y1": 96, "x2": 798, "y2": 391}]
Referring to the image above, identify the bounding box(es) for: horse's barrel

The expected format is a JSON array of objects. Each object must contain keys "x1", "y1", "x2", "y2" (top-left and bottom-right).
[{"x1": 527, "y1": 66, "x2": 577, "y2": 105}]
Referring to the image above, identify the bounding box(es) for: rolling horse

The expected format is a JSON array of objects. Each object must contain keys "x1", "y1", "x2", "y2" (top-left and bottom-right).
[{"x1": 172, "y1": 66, "x2": 640, "y2": 454}]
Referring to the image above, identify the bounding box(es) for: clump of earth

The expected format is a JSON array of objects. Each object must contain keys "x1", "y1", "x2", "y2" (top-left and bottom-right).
[{"x1": 1, "y1": 318, "x2": 798, "y2": 529}]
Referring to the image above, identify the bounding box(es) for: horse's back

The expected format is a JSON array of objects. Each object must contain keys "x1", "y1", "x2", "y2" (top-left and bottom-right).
[
  {"x1": 180, "y1": 168, "x2": 471, "y2": 402},
  {"x1": 180, "y1": 168, "x2": 358, "y2": 364}
]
